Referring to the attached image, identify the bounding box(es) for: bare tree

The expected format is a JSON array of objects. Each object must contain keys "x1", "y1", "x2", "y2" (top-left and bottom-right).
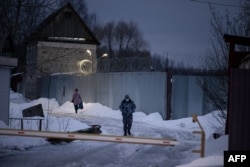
[
  {"x1": 94, "y1": 20, "x2": 151, "y2": 72},
  {"x1": 114, "y1": 20, "x2": 148, "y2": 57},
  {"x1": 198, "y1": 2, "x2": 250, "y2": 133},
  {"x1": 0, "y1": 0, "x2": 60, "y2": 72},
  {"x1": 0, "y1": 0, "x2": 58, "y2": 45},
  {"x1": 99, "y1": 21, "x2": 116, "y2": 58},
  {"x1": 198, "y1": 5, "x2": 232, "y2": 114},
  {"x1": 95, "y1": 20, "x2": 149, "y2": 57}
]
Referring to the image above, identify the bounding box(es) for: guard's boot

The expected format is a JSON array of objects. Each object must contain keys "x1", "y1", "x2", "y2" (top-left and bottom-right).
[
  {"x1": 128, "y1": 130, "x2": 131, "y2": 136},
  {"x1": 123, "y1": 127, "x2": 127, "y2": 136}
]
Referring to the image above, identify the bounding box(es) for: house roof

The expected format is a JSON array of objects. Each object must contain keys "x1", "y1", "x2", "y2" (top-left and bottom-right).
[
  {"x1": 224, "y1": 34, "x2": 250, "y2": 68},
  {"x1": 28, "y1": 2, "x2": 100, "y2": 45},
  {"x1": 224, "y1": 34, "x2": 250, "y2": 46}
]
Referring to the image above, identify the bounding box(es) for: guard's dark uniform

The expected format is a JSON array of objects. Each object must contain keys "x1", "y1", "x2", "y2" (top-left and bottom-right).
[{"x1": 119, "y1": 95, "x2": 136, "y2": 136}]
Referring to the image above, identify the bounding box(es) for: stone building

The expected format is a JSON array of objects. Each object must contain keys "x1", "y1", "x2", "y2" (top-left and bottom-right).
[{"x1": 25, "y1": 3, "x2": 99, "y2": 99}]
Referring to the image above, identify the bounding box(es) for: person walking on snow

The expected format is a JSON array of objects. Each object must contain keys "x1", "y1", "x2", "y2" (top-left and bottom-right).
[
  {"x1": 119, "y1": 94, "x2": 136, "y2": 136},
  {"x1": 72, "y1": 88, "x2": 82, "y2": 113}
]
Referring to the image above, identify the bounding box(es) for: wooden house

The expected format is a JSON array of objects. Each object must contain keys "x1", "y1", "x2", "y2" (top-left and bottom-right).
[
  {"x1": 224, "y1": 34, "x2": 250, "y2": 151},
  {"x1": 25, "y1": 3, "x2": 99, "y2": 99}
]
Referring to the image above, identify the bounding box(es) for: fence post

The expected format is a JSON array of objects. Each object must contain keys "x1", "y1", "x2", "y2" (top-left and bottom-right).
[{"x1": 192, "y1": 114, "x2": 205, "y2": 157}]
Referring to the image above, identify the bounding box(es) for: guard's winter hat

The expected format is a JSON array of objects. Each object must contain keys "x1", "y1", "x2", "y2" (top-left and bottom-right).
[{"x1": 125, "y1": 94, "x2": 129, "y2": 99}]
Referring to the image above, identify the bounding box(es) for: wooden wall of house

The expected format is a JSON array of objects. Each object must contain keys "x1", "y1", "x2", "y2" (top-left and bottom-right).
[
  {"x1": 39, "y1": 8, "x2": 92, "y2": 39},
  {"x1": 229, "y1": 69, "x2": 250, "y2": 150}
]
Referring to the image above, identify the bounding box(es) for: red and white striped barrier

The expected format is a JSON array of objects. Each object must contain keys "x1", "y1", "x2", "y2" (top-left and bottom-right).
[{"x1": 0, "y1": 128, "x2": 179, "y2": 146}]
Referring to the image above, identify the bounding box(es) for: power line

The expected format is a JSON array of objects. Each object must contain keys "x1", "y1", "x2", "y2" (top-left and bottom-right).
[{"x1": 190, "y1": 0, "x2": 242, "y2": 8}]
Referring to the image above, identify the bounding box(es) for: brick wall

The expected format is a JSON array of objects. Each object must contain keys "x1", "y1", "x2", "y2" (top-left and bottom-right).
[
  {"x1": 37, "y1": 41, "x2": 97, "y2": 75},
  {"x1": 25, "y1": 41, "x2": 97, "y2": 99}
]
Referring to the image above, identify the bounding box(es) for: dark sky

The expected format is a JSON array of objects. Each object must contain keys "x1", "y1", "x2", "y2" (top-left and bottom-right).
[{"x1": 85, "y1": 0, "x2": 240, "y2": 66}]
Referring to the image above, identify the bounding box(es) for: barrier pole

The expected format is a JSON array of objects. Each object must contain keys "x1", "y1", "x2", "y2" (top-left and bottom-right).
[{"x1": 0, "y1": 128, "x2": 179, "y2": 146}]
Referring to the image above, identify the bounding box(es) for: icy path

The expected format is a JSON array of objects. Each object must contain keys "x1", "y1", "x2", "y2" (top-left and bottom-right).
[{"x1": 0, "y1": 115, "x2": 200, "y2": 167}]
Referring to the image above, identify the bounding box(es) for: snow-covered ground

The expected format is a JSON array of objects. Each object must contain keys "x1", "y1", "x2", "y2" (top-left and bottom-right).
[{"x1": 0, "y1": 90, "x2": 227, "y2": 167}]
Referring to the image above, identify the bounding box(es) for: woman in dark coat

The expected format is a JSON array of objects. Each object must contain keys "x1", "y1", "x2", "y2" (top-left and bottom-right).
[
  {"x1": 72, "y1": 88, "x2": 82, "y2": 113},
  {"x1": 119, "y1": 95, "x2": 136, "y2": 136}
]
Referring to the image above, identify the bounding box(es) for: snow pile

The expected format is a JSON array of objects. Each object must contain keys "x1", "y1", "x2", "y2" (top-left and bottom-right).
[{"x1": 0, "y1": 90, "x2": 228, "y2": 167}]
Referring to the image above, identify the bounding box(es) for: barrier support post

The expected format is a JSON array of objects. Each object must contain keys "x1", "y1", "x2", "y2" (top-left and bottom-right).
[{"x1": 192, "y1": 114, "x2": 205, "y2": 158}]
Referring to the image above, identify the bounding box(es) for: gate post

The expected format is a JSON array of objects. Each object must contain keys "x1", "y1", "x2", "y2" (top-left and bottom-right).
[{"x1": 166, "y1": 68, "x2": 172, "y2": 120}]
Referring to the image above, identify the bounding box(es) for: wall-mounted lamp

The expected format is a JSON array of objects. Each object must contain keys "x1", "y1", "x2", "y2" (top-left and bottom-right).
[
  {"x1": 86, "y1": 49, "x2": 92, "y2": 56},
  {"x1": 86, "y1": 49, "x2": 93, "y2": 72},
  {"x1": 102, "y1": 53, "x2": 108, "y2": 58},
  {"x1": 98, "y1": 53, "x2": 108, "y2": 60}
]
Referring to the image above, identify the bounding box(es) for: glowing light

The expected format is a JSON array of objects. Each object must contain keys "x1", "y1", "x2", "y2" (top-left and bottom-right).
[
  {"x1": 78, "y1": 59, "x2": 92, "y2": 73},
  {"x1": 48, "y1": 37, "x2": 86, "y2": 41},
  {"x1": 102, "y1": 53, "x2": 108, "y2": 58},
  {"x1": 86, "y1": 50, "x2": 92, "y2": 56}
]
